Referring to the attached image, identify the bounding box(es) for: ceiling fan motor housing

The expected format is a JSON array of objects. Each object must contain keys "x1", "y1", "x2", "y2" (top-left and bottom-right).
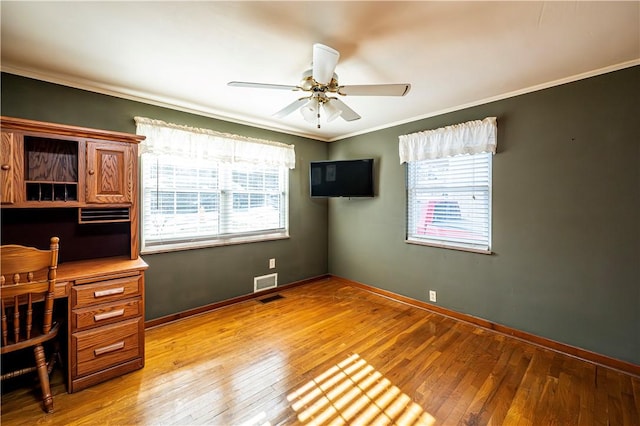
[{"x1": 300, "y1": 69, "x2": 339, "y2": 93}]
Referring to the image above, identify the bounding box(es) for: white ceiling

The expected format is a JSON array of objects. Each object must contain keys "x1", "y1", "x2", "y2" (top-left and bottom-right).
[{"x1": 2, "y1": 1, "x2": 639, "y2": 142}]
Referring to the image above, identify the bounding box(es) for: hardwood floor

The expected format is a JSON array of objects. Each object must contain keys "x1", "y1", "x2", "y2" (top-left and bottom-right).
[{"x1": 2, "y1": 277, "x2": 639, "y2": 425}]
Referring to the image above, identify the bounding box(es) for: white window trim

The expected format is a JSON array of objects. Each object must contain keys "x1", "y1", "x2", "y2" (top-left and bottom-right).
[
  {"x1": 139, "y1": 156, "x2": 290, "y2": 254},
  {"x1": 405, "y1": 153, "x2": 493, "y2": 254},
  {"x1": 140, "y1": 231, "x2": 290, "y2": 255}
]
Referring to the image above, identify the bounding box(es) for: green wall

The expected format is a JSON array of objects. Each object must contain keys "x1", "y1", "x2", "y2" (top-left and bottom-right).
[
  {"x1": 1, "y1": 73, "x2": 329, "y2": 320},
  {"x1": 327, "y1": 66, "x2": 640, "y2": 365},
  {"x1": 2, "y1": 67, "x2": 638, "y2": 365}
]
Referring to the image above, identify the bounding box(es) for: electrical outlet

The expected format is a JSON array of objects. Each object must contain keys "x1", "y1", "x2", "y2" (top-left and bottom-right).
[
  {"x1": 429, "y1": 290, "x2": 437, "y2": 303},
  {"x1": 269, "y1": 258, "x2": 276, "y2": 269}
]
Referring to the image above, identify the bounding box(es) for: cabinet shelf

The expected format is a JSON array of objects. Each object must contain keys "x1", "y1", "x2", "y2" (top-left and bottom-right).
[{"x1": 26, "y1": 181, "x2": 78, "y2": 202}]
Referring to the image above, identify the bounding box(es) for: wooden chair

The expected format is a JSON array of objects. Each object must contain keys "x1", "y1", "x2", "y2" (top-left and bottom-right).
[{"x1": 1, "y1": 237, "x2": 60, "y2": 413}]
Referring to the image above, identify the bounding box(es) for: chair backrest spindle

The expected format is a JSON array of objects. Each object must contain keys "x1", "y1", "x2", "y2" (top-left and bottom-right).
[{"x1": 0, "y1": 237, "x2": 60, "y2": 348}]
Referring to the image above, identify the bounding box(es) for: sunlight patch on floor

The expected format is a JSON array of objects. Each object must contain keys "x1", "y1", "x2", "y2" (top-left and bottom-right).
[
  {"x1": 239, "y1": 410, "x2": 271, "y2": 426},
  {"x1": 287, "y1": 353, "x2": 436, "y2": 425}
]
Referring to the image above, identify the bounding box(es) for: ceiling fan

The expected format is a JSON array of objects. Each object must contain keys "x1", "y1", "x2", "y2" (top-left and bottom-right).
[{"x1": 228, "y1": 43, "x2": 411, "y2": 128}]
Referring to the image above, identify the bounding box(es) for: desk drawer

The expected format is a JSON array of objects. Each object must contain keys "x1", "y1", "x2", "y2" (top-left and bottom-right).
[
  {"x1": 72, "y1": 317, "x2": 143, "y2": 377},
  {"x1": 73, "y1": 297, "x2": 142, "y2": 331},
  {"x1": 54, "y1": 281, "x2": 70, "y2": 299},
  {"x1": 72, "y1": 275, "x2": 141, "y2": 308}
]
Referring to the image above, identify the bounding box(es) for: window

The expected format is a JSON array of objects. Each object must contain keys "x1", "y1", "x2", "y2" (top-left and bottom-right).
[
  {"x1": 406, "y1": 153, "x2": 492, "y2": 252},
  {"x1": 400, "y1": 117, "x2": 496, "y2": 253},
  {"x1": 135, "y1": 117, "x2": 295, "y2": 253}
]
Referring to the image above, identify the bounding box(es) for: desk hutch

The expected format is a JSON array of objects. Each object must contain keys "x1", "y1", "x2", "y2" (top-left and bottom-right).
[{"x1": 1, "y1": 116, "x2": 148, "y2": 393}]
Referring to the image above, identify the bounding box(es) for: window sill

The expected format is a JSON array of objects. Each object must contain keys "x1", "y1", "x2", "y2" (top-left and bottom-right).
[
  {"x1": 141, "y1": 232, "x2": 290, "y2": 255},
  {"x1": 405, "y1": 239, "x2": 492, "y2": 255}
]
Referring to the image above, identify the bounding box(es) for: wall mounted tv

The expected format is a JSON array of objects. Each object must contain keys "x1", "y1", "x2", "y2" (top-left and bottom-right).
[{"x1": 310, "y1": 158, "x2": 374, "y2": 198}]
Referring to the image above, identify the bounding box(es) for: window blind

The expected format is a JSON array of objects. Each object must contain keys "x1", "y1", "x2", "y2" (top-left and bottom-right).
[{"x1": 407, "y1": 153, "x2": 492, "y2": 252}]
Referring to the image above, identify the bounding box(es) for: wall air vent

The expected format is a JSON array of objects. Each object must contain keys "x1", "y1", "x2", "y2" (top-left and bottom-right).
[
  {"x1": 254, "y1": 273, "x2": 278, "y2": 292},
  {"x1": 79, "y1": 207, "x2": 130, "y2": 224}
]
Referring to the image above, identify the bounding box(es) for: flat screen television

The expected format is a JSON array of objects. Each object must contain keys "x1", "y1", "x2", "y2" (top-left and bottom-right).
[{"x1": 310, "y1": 159, "x2": 374, "y2": 198}]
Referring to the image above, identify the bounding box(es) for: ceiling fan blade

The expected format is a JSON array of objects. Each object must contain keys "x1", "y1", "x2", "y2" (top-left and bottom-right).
[
  {"x1": 330, "y1": 98, "x2": 361, "y2": 121},
  {"x1": 312, "y1": 44, "x2": 339, "y2": 85},
  {"x1": 228, "y1": 81, "x2": 300, "y2": 91},
  {"x1": 338, "y1": 84, "x2": 411, "y2": 96},
  {"x1": 273, "y1": 98, "x2": 310, "y2": 118}
]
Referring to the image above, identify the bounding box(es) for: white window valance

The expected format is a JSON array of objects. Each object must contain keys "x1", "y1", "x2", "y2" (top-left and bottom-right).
[
  {"x1": 134, "y1": 116, "x2": 296, "y2": 169},
  {"x1": 399, "y1": 117, "x2": 497, "y2": 163}
]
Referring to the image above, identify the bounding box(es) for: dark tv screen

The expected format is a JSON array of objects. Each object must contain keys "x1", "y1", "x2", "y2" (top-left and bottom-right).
[{"x1": 310, "y1": 159, "x2": 374, "y2": 198}]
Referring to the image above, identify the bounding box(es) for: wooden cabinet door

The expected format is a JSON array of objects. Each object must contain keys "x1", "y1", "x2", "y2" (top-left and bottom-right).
[
  {"x1": 86, "y1": 141, "x2": 134, "y2": 204},
  {"x1": 1, "y1": 132, "x2": 23, "y2": 205}
]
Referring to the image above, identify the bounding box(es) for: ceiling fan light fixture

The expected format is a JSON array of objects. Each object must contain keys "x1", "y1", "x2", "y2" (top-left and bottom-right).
[
  {"x1": 312, "y1": 43, "x2": 340, "y2": 84},
  {"x1": 323, "y1": 99, "x2": 342, "y2": 122},
  {"x1": 300, "y1": 98, "x2": 318, "y2": 123}
]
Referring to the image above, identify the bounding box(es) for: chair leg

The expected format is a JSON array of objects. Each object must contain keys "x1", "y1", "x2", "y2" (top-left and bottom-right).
[
  {"x1": 47, "y1": 340, "x2": 61, "y2": 375},
  {"x1": 34, "y1": 344, "x2": 54, "y2": 413}
]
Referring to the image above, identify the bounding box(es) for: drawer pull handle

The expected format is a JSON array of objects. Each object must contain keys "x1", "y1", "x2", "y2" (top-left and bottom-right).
[
  {"x1": 94, "y1": 287, "x2": 125, "y2": 298},
  {"x1": 94, "y1": 309, "x2": 125, "y2": 322},
  {"x1": 94, "y1": 341, "x2": 125, "y2": 356}
]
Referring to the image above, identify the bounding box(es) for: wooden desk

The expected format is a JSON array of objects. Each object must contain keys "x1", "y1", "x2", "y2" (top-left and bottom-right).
[
  {"x1": 1, "y1": 117, "x2": 148, "y2": 393},
  {"x1": 54, "y1": 256, "x2": 148, "y2": 393}
]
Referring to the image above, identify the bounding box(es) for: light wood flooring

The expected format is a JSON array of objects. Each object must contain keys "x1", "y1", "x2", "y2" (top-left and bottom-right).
[{"x1": 2, "y1": 277, "x2": 639, "y2": 425}]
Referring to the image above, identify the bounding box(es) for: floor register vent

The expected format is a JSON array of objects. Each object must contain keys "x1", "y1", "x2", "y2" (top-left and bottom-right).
[
  {"x1": 254, "y1": 273, "x2": 277, "y2": 292},
  {"x1": 258, "y1": 294, "x2": 284, "y2": 304}
]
